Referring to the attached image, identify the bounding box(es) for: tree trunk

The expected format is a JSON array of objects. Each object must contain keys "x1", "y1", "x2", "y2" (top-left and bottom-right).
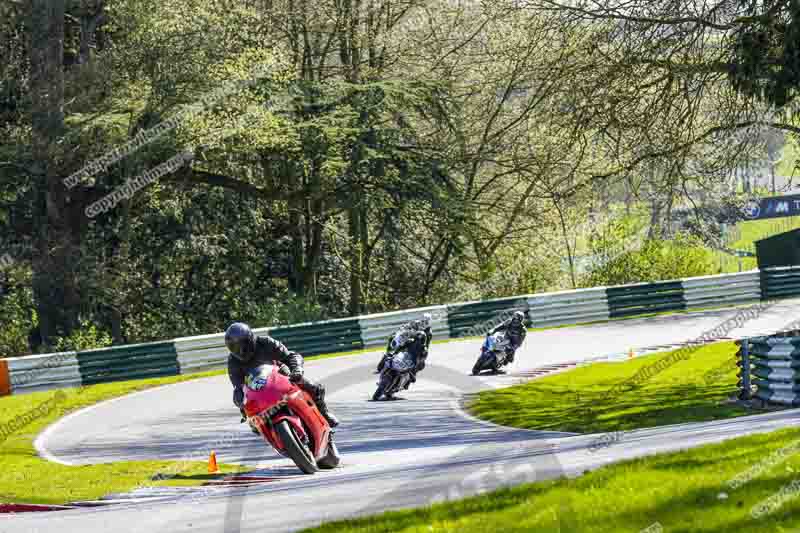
[
  {"x1": 302, "y1": 160, "x2": 324, "y2": 302},
  {"x1": 624, "y1": 178, "x2": 632, "y2": 216},
  {"x1": 554, "y1": 200, "x2": 577, "y2": 289},
  {"x1": 348, "y1": 198, "x2": 363, "y2": 315},
  {"x1": 771, "y1": 164, "x2": 776, "y2": 194},
  {"x1": 648, "y1": 196, "x2": 662, "y2": 240},
  {"x1": 360, "y1": 200, "x2": 371, "y2": 309},
  {"x1": 29, "y1": 0, "x2": 79, "y2": 348},
  {"x1": 286, "y1": 160, "x2": 305, "y2": 295}
]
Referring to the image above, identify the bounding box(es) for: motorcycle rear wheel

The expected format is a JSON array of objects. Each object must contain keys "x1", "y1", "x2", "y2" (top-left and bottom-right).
[
  {"x1": 275, "y1": 420, "x2": 318, "y2": 474},
  {"x1": 317, "y1": 437, "x2": 341, "y2": 469}
]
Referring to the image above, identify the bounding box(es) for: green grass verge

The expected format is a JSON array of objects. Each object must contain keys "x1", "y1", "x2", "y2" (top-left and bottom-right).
[
  {"x1": 301, "y1": 426, "x2": 800, "y2": 533},
  {"x1": 468, "y1": 341, "x2": 758, "y2": 433},
  {"x1": 0, "y1": 371, "x2": 254, "y2": 504}
]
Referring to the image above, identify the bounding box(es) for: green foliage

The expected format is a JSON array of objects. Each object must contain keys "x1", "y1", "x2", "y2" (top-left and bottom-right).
[
  {"x1": 460, "y1": 242, "x2": 562, "y2": 301},
  {"x1": 582, "y1": 229, "x2": 714, "y2": 286},
  {"x1": 0, "y1": 284, "x2": 35, "y2": 358},
  {"x1": 232, "y1": 291, "x2": 327, "y2": 328},
  {"x1": 728, "y1": 1, "x2": 800, "y2": 108},
  {"x1": 52, "y1": 320, "x2": 113, "y2": 353}
]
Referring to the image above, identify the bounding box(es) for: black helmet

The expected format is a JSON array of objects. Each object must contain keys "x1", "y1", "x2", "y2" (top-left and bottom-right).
[
  {"x1": 225, "y1": 322, "x2": 255, "y2": 362},
  {"x1": 512, "y1": 311, "x2": 525, "y2": 324}
]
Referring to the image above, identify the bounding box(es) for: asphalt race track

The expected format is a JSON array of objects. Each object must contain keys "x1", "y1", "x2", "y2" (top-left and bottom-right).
[{"x1": 6, "y1": 301, "x2": 800, "y2": 533}]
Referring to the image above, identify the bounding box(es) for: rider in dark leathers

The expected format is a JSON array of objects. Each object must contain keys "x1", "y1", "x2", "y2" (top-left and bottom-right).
[
  {"x1": 487, "y1": 310, "x2": 527, "y2": 367},
  {"x1": 389, "y1": 330, "x2": 429, "y2": 389},
  {"x1": 376, "y1": 313, "x2": 433, "y2": 373},
  {"x1": 225, "y1": 322, "x2": 339, "y2": 429}
]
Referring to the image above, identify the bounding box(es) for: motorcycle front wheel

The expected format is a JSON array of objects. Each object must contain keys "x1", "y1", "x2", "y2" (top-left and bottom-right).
[
  {"x1": 275, "y1": 420, "x2": 318, "y2": 474},
  {"x1": 472, "y1": 352, "x2": 493, "y2": 375},
  {"x1": 373, "y1": 372, "x2": 393, "y2": 401}
]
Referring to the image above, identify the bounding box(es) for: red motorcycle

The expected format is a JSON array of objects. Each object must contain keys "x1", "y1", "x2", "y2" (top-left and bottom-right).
[{"x1": 242, "y1": 363, "x2": 341, "y2": 474}]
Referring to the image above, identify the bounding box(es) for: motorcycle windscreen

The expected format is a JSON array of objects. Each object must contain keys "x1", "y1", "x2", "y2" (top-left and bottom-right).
[
  {"x1": 244, "y1": 365, "x2": 292, "y2": 416},
  {"x1": 391, "y1": 330, "x2": 409, "y2": 350},
  {"x1": 244, "y1": 366, "x2": 270, "y2": 391}
]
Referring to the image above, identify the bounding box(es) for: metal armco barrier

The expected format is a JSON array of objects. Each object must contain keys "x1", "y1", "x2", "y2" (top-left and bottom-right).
[
  {"x1": 528, "y1": 286, "x2": 609, "y2": 328},
  {"x1": 7, "y1": 266, "x2": 800, "y2": 397},
  {"x1": 682, "y1": 271, "x2": 761, "y2": 309},
  {"x1": 606, "y1": 280, "x2": 686, "y2": 318},
  {"x1": 77, "y1": 341, "x2": 179, "y2": 385},
  {"x1": 268, "y1": 317, "x2": 363, "y2": 357},
  {"x1": 740, "y1": 336, "x2": 800, "y2": 406},
  {"x1": 446, "y1": 296, "x2": 529, "y2": 338},
  {"x1": 7, "y1": 351, "x2": 81, "y2": 394},
  {"x1": 760, "y1": 266, "x2": 800, "y2": 300}
]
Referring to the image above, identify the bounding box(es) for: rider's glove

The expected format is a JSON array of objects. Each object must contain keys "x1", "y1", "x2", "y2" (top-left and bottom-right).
[{"x1": 289, "y1": 370, "x2": 304, "y2": 383}]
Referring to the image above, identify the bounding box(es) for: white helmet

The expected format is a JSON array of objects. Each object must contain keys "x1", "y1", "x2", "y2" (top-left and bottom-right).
[{"x1": 420, "y1": 313, "x2": 432, "y2": 329}]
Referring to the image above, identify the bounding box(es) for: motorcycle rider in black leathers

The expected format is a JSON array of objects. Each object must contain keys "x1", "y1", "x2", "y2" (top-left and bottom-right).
[
  {"x1": 376, "y1": 313, "x2": 433, "y2": 374},
  {"x1": 486, "y1": 310, "x2": 527, "y2": 370},
  {"x1": 391, "y1": 330, "x2": 429, "y2": 389},
  {"x1": 225, "y1": 322, "x2": 339, "y2": 429}
]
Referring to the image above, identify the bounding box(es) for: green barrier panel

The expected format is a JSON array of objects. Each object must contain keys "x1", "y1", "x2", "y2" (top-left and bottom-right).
[
  {"x1": 752, "y1": 359, "x2": 800, "y2": 371},
  {"x1": 748, "y1": 335, "x2": 800, "y2": 345},
  {"x1": 268, "y1": 318, "x2": 363, "y2": 357},
  {"x1": 77, "y1": 341, "x2": 179, "y2": 385},
  {"x1": 752, "y1": 378, "x2": 800, "y2": 392},
  {"x1": 760, "y1": 267, "x2": 800, "y2": 300},
  {"x1": 752, "y1": 367, "x2": 800, "y2": 381},
  {"x1": 741, "y1": 337, "x2": 800, "y2": 405},
  {"x1": 749, "y1": 347, "x2": 800, "y2": 358},
  {"x1": 755, "y1": 390, "x2": 800, "y2": 406},
  {"x1": 606, "y1": 281, "x2": 686, "y2": 319},
  {"x1": 446, "y1": 297, "x2": 528, "y2": 339}
]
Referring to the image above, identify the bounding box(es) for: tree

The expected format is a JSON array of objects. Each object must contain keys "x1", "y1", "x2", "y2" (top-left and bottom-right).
[{"x1": 28, "y1": 0, "x2": 76, "y2": 348}]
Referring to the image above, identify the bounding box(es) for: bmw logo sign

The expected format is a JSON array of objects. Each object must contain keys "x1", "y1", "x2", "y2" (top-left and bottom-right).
[{"x1": 742, "y1": 200, "x2": 761, "y2": 219}]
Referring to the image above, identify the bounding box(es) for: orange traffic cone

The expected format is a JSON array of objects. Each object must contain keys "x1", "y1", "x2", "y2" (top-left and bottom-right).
[{"x1": 208, "y1": 451, "x2": 220, "y2": 474}]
